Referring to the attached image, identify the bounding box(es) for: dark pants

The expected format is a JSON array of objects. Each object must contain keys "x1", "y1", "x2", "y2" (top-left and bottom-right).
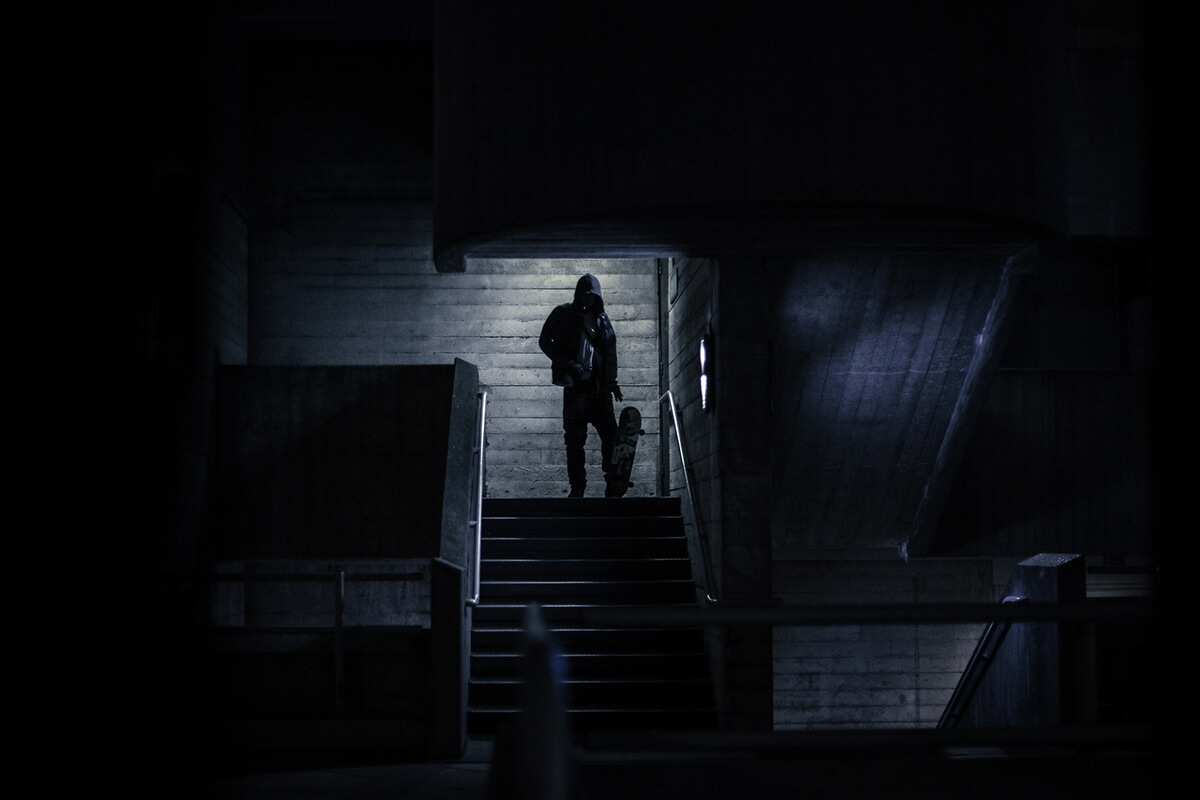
[{"x1": 562, "y1": 384, "x2": 616, "y2": 491}]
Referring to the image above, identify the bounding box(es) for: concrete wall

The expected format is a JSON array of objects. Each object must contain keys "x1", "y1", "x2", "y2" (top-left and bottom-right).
[
  {"x1": 713, "y1": 259, "x2": 776, "y2": 729},
  {"x1": 663, "y1": 258, "x2": 721, "y2": 595},
  {"x1": 663, "y1": 258, "x2": 728, "y2": 723},
  {"x1": 247, "y1": 40, "x2": 436, "y2": 365},
  {"x1": 934, "y1": 241, "x2": 1158, "y2": 557},
  {"x1": 246, "y1": 40, "x2": 661, "y2": 498},
  {"x1": 773, "y1": 557, "x2": 997, "y2": 730},
  {"x1": 251, "y1": 251, "x2": 662, "y2": 498},
  {"x1": 705, "y1": 253, "x2": 999, "y2": 731},
  {"x1": 662, "y1": 256, "x2": 774, "y2": 730},
  {"x1": 456, "y1": 260, "x2": 661, "y2": 498},
  {"x1": 216, "y1": 365, "x2": 459, "y2": 559},
  {"x1": 712, "y1": 247, "x2": 1153, "y2": 729}
]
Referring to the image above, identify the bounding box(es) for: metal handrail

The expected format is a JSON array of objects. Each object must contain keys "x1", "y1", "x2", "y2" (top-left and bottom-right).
[
  {"x1": 659, "y1": 390, "x2": 719, "y2": 604},
  {"x1": 466, "y1": 390, "x2": 488, "y2": 607},
  {"x1": 938, "y1": 595, "x2": 1027, "y2": 728},
  {"x1": 579, "y1": 596, "x2": 1156, "y2": 627}
]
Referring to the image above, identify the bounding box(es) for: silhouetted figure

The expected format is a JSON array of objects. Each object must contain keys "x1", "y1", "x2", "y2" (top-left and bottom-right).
[{"x1": 539, "y1": 274, "x2": 624, "y2": 497}]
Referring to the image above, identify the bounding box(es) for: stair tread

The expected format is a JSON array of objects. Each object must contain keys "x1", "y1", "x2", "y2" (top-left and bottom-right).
[
  {"x1": 483, "y1": 498, "x2": 681, "y2": 516},
  {"x1": 469, "y1": 706, "x2": 718, "y2": 715},
  {"x1": 481, "y1": 578, "x2": 695, "y2": 583},
  {"x1": 473, "y1": 603, "x2": 695, "y2": 613},
  {"x1": 476, "y1": 605, "x2": 692, "y2": 608},
  {"x1": 470, "y1": 676, "x2": 713, "y2": 685},
  {"x1": 470, "y1": 708, "x2": 717, "y2": 715},
  {"x1": 472, "y1": 650, "x2": 706, "y2": 657},
  {"x1": 483, "y1": 561, "x2": 689, "y2": 568},
  {"x1": 480, "y1": 534, "x2": 686, "y2": 542},
  {"x1": 471, "y1": 625, "x2": 694, "y2": 632},
  {"x1": 483, "y1": 516, "x2": 683, "y2": 522},
  {"x1": 481, "y1": 522, "x2": 685, "y2": 536}
]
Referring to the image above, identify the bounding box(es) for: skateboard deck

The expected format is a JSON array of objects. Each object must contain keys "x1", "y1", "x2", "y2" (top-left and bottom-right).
[{"x1": 607, "y1": 405, "x2": 643, "y2": 497}]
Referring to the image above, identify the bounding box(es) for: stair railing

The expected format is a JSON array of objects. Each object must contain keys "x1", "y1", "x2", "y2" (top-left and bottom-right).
[
  {"x1": 466, "y1": 390, "x2": 488, "y2": 608},
  {"x1": 659, "y1": 390, "x2": 719, "y2": 604},
  {"x1": 937, "y1": 594, "x2": 1029, "y2": 728}
]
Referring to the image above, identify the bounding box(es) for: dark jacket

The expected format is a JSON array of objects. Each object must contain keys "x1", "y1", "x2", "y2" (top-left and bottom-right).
[{"x1": 539, "y1": 274, "x2": 619, "y2": 391}]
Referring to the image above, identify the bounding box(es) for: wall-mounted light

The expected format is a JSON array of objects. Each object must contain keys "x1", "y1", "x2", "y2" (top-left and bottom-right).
[{"x1": 699, "y1": 329, "x2": 712, "y2": 412}]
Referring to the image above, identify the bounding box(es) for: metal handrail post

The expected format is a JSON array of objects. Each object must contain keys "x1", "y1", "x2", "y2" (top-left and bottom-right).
[
  {"x1": 466, "y1": 391, "x2": 487, "y2": 608},
  {"x1": 659, "y1": 390, "x2": 719, "y2": 604},
  {"x1": 334, "y1": 569, "x2": 345, "y2": 708}
]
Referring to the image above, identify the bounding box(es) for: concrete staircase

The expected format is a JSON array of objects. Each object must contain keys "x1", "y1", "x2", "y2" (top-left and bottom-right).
[{"x1": 468, "y1": 496, "x2": 719, "y2": 737}]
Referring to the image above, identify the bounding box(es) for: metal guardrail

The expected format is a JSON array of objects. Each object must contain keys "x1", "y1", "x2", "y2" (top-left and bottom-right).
[
  {"x1": 575, "y1": 595, "x2": 1157, "y2": 754},
  {"x1": 938, "y1": 594, "x2": 1028, "y2": 728},
  {"x1": 466, "y1": 390, "x2": 488, "y2": 608},
  {"x1": 659, "y1": 390, "x2": 719, "y2": 604},
  {"x1": 578, "y1": 597, "x2": 1155, "y2": 627}
]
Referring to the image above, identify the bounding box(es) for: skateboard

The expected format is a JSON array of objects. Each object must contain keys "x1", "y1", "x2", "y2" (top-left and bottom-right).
[{"x1": 607, "y1": 405, "x2": 643, "y2": 497}]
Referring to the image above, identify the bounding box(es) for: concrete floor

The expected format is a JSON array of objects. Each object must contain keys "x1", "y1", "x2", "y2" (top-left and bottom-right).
[
  {"x1": 188, "y1": 740, "x2": 494, "y2": 800},
  {"x1": 181, "y1": 733, "x2": 1158, "y2": 800}
]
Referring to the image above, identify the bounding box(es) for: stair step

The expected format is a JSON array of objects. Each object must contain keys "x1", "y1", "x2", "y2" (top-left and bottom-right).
[
  {"x1": 471, "y1": 626, "x2": 706, "y2": 652},
  {"x1": 482, "y1": 516, "x2": 685, "y2": 537},
  {"x1": 469, "y1": 677, "x2": 717, "y2": 707},
  {"x1": 483, "y1": 497, "x2": 681, "y2": 518},
  {"x1": 470, "y1": 651, "x2": 711, "y2": 679},
  {"x1": 467, "y1": 707, "x2": 719, "y2": 735},
  {"x1": 483, "y1": 536, "x2": 687, "y2": 559},
  {"x1": 472, "y1": 602, "x2": 683, "y2": 625},
  {"x1": 480, "y1": 579, "x2": 697, "y2": 603},
  {"x1": 481, "y1": 557, "x2": 692, "y2": 581}
]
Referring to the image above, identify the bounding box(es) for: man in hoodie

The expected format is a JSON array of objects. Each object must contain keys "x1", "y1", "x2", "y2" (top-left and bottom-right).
[{"x1": 539, "y1": 274, "x2": 625, "y2": 497}]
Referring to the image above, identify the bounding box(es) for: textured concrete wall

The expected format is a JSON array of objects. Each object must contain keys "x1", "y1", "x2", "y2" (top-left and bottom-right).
[
  {"x1": 664, "y1": 257, "x2": 777, "y2": 729},
  {"x1": 664, "y1": 258, "x2": 720, "y2": 593},
  {"x1": 772, "y1": 557, "x2": 996, "y2": 729},
  {"x1": 216, "y1": 365, "x2": 457, "y2": 559},
  {"x1": 250, "y1": 253, "x2": 661, "y2": 498},
  {"x1": 712, "y1": 259, "x2": 776, "y2": 729},
  {"x1": 460, "y1": 260, "x2": 661, "y2": 498},
  {"x1": 244, "y1": 40, "x2": 662, "y2": 498}
]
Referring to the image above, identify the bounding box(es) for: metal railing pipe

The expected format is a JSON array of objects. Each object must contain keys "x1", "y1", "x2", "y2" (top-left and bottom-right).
[
  {"x1": 659, "y1": 390, "x2": 718, "y2": 604},
  {"x1": 579, "y1": 597, "x2": 1156, "y2": 627},
  {"x1": 466, "y1": 390, "x2": 487, "y2": 608},
  {"x1": 334, "y1": 570, "x2": 345, "y2": 708}
]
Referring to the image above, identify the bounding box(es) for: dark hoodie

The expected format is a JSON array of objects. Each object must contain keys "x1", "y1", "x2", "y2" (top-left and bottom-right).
[{"x1": 538, "y1": 274, "x2": 619, "y2": 391}]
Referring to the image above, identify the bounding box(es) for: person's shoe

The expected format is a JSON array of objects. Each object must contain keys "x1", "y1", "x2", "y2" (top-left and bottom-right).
[{"x1": 568, "y1": 487, "x2": 585, "y2": 498}]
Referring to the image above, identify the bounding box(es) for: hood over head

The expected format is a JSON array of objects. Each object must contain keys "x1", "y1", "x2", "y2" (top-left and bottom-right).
[{"x1": 572, "y1": 273, "x2": 604, "y2": 312}]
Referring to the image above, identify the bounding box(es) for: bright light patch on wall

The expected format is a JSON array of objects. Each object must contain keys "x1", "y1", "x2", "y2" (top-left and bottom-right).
[{"x1": 699, "y1": 334, "x2": 710, "y2": 412}]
